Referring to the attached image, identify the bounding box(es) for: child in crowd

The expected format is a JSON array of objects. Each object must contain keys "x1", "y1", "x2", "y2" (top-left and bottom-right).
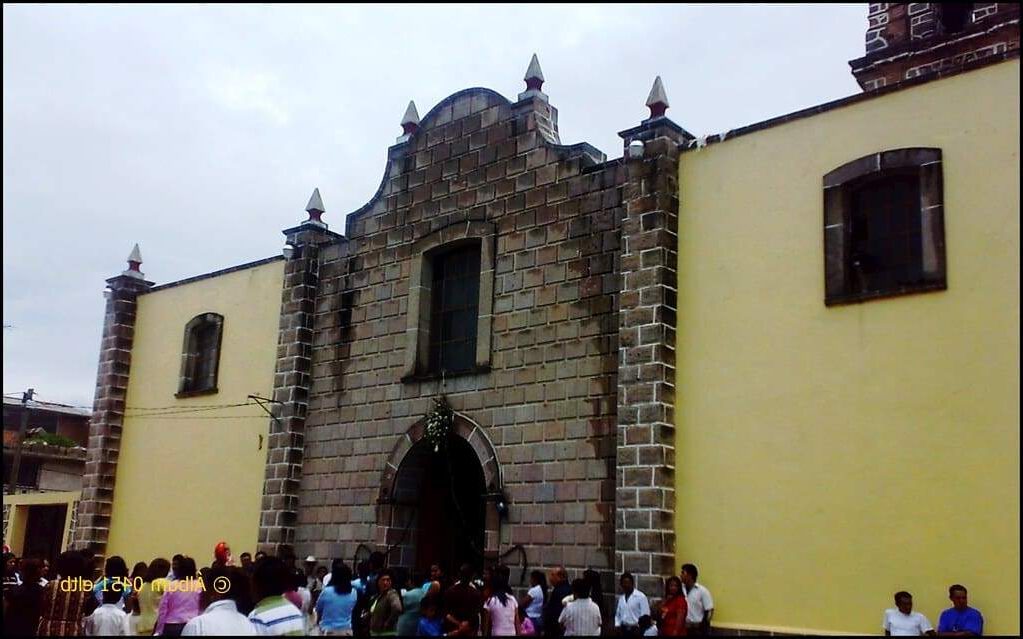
[
  {"x1": 417, "y1": 595, "x2": 444, "y2": 637},
  {"x1": 85, "y1": 588, "x2": 132, "y2": 636},
  {"x1": 640, "y1": 613, "x2": 658, "y2": 636}
]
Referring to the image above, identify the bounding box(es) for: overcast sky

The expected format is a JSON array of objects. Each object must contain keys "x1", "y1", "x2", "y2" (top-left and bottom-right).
[{"x1": 3, "y1": 4, "x2": 867, "y2": 408}]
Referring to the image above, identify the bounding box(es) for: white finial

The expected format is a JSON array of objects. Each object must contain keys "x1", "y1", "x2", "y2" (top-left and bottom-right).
[
  {"x1": 123, "y1": 243, "x2": 144, "y2": 278},
  {"x1": 304, "y1": 188, "x2": 326, "y2": 226},
  {"x1": 397, "y1": 100, "x2": 421, "y2": 143},
  {"x1": 306, "y1": 188, "x2": 324, "y2": 214},
  {"x1": 519, "y1": 53, "x2": 548, "y2": 102},
  {"x1": 646, "y1": 76, "x2": 669, "y2": 108},
  {"x1": 524, "y1": 53, "x2": 545, "y2": 84},
  {"x1": 401, "y1": 101, "x2": 420, "y2": 127}
]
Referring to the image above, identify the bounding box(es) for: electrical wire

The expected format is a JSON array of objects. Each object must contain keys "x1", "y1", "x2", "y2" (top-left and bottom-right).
[
  {"x1": 121, "y1": 414, "x2": 267, "y2": 420},
  {"x1": 16, "y1": 395, "x2": 272, "y2": 416},
  {"x1": 122, "y1": 402, "x2": 256, "y2": 416}
]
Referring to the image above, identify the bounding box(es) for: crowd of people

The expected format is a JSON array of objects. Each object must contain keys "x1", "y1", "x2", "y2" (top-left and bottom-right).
[{"x1": 3, "y1": 544, "x2": 984, "y2": 637}]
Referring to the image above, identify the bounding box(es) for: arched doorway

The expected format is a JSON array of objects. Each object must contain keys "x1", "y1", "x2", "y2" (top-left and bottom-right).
[{"x1": 378, "y1": 413, "x2": 502, "y2": 578}]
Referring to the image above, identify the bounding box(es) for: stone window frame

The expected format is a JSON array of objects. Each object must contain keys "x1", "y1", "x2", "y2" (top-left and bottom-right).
[
  {"x1": 176, "y1": 312, "x2": 224, "y2": 397},
  {"x1": 402, "y1": 221, "x2": 495, "y2": 380},
  {"x1": 823, "y1": 147, "x2": 946, "y2": 306}
]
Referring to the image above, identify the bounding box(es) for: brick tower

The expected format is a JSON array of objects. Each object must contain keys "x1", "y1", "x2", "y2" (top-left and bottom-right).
[{"x1": 850, "y1": 3, "x2": 1020, "y2": 90}]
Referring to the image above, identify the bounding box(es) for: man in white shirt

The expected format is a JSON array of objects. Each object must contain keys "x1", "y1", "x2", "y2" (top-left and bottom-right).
[
  {"x1": 884, "y1": 591, "x2": 936, "y2": 636},
  {"x1": 183, "y1": 567, "x2": 257, "y2": 636},
  {"x1": 681, "y1": 563, "x2": 715, "y2": 635},
  {"x1": 614, "y1": 572, "x2": 650, "y2": 636},
  {"x1": 85, "y1": 589, "x2": 131, "y2": 636},
  {"x1": 560, "y1": 578, "x2": 602, "y2": 636}
]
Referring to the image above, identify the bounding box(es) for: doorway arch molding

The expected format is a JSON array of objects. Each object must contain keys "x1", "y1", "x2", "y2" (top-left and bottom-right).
[
  {"x1": 374, "y1": 411, "x2": 504, "y2": 564},
  {"x1": 378, "y1": 411, "x2": 503, "y2": 504}
]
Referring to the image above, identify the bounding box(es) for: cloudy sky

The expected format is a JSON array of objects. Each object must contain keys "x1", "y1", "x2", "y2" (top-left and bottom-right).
[{"x1": 3, "y1": 4, "x2": 867, "y2": 407}]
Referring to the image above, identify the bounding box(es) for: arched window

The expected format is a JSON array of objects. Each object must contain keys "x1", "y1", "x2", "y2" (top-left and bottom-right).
[
  {"x1": 823, "y1": 148, "x2": 946, "y2": 305},
  {"x1": 177, "y1": 313, "x2": 224, "y2": 396}
]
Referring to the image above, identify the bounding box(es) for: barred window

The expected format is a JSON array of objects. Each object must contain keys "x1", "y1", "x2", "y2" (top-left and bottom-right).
[
  {"x1": 429, "y1": 243, "x2": 481, "y2": 374},
  {"x1": 177, "y1": 313, "x2": 224, "y2": 396},
  {"x1": 823, "y1": 148, "x2": 946, "y2": 305},
  {"x1": 401, "y1": 221, "x2": 495, "y2": 381}
]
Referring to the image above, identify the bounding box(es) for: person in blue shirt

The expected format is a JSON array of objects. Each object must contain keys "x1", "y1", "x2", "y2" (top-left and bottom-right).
[
  {"x1": 316, "y1": 561, "x2": 359, "y2": 635},
  {"x1": 937, "y1": 584, "x2": 983, "y2": 636},
  {"x1": 417, "y1": 594, "x2": 445, "y2": 637},
  {"x1": 91, "y1": 555, "x2": 132, "y2": 610}
]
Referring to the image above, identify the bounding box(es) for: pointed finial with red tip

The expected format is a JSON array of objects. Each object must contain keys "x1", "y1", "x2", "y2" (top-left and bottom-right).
[
  {"x1": 646, "y1": 76, "x2": 669, "y2": 119},
  {"x1": 524, "y1": 53, "x2": 544, "y2": 91},
  {"x1": 305, "y1": 188, "x2": 325, "y2": 225},
  {"x1": 122, "y1": 243, "x2": 145, "y2": 279},
  {"x1": 519, "y1": 53, "x2": 548, "y2": 102},
  {"x1": 397, "y1": 101, "x2": 420, "y2": 143}
]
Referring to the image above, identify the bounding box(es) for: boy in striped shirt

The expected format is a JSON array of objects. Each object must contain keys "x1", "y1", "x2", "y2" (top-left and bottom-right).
[{"x1": 248, "y1": 556, "x2": 306, "y2": 636}]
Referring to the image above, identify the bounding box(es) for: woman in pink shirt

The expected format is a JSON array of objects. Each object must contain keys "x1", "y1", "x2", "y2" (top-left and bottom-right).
[
  {"x1": 155, "y1": 556, "x2": 201, "y2": 636},
  {"x1": 482, "y1": 570, "x2": 521, "y2": 637}
]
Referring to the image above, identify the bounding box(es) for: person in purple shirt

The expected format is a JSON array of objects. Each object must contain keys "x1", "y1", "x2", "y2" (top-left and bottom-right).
[
  {"x1": 155, "y1": 556, "x2": 202, "y2": 636},
  {"x1": 937, "y1": 584, "x2": 983, "y2": 636}
]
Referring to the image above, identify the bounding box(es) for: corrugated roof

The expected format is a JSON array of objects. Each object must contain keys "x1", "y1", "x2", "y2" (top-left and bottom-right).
[{"x1": 2, "y1": 396, "x2": 91, "y2": 417}]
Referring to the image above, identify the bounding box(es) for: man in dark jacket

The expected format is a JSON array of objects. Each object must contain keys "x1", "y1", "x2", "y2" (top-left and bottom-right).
[
  {"x1": 543, "y1": 566, "x2": 572, "y2": 637},
  {"x1": 444, "y1": 564, "x2": 482, "y2": 636}
]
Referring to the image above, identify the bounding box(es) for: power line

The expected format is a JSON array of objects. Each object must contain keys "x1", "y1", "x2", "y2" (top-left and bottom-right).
[
  {"x1": 9, "y1": 392, "x2": 282, "y2": 417},
  {"x1": 126, "y1": 414, "x2": 267, "y2": 420},
  {"x1": 123, "y1": 402, "x2": 256, "y2": 416},
  {"x1": 125, "y1": 404, "x2": 249, "y2": 411}
]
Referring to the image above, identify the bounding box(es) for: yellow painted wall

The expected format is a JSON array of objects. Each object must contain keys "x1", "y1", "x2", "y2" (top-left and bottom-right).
[
  {"x1": 675, "y1": 59, "x2": 1019, "y2": 635},
  {"x1": 106, "y1": 259, "x2": 283, "y2": 567}
]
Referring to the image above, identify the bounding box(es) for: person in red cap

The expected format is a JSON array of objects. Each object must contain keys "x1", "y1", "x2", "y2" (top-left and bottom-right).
[{"x1": 214, "y1": 542, "x2": 233, "y2": 568}]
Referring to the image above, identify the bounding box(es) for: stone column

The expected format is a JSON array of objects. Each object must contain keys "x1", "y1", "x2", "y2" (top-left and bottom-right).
[
  {"x1": 258, "y1": 192, "x2": 342, "y2": 553},
  {"x1": 73, "y1": 246, "x2": 152, "y2": 561},
  {"x1": 615, "y1": 82, "x2": 691, "y2": 596}
]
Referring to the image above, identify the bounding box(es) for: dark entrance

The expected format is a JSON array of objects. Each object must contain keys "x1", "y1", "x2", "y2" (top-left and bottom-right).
[
  {"x1": 392, "y1": 436, "x2": 486, "y2": 577},
  {"x1": 23, "y1": 504, "x2": 67, "y2": 564}
]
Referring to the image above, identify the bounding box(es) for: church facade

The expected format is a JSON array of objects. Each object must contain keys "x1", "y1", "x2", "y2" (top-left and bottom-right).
[{"x1": 74, "y1": 4, "x2": 1019, "y2": 634}]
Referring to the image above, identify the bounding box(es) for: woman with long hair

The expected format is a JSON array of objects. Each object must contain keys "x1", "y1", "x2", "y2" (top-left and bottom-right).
[
  {"x1": 583, "y1": 569, "x2": 607, "y2": 629},
  {"x1": 36, "y1": 551, "x2": 92, "y2": 636},
  {"x1": 396, "y1": 570, "x2": 426, "y2": 637},
  {"x1": 91, "y1": 555, "x2": 132, "y2": 610},
  {"x1": 155, "y1": 556, "x2": 200, "y2": 636},
  {"x1": 659, "y1": 576, "x2": 688, "y2": 636},
  {"x1": 424, "y1": 563, "x2": 447, "y2": 598},
  {"x1": 482, "y1": 567, "x2": 520, "y2": 636},
  {"x1": 125, "y1": 561, "x2": 148, "y2": 633},
  {"x1": 129, "y1": 561, "x2": 148, "y2": 583},
  {"x1": 136, "y1": 558, "x2": 170, "y2": 637},
  {"x1": 316, "y1": 561, "x2": 358, "y2": 636},
  {"x1": 521, "y1": 569, "x2": 548, "y2": 634}
]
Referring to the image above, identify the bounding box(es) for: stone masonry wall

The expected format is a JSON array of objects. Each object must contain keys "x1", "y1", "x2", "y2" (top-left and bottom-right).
[
  {"x1": 258, "y1": 224, "x2": 340, "y2": 552},
  {"x1": 74, "y1": 273, "x2": 152, "y2": 560},
  {"x1": 292, "y1": 88, "x2": 627, "y2": 591},
  {"x1": 614, "y1": 131, "x2": 682, "y2": 598},
  {"x1": 851, "y1": 3, "x2": 1020, "y2": 90}
]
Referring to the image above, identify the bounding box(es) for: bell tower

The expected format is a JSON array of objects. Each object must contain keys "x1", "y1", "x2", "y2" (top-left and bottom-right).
[{"x1": 849, "y1": 3, "x2": 1020, "y2": 90}]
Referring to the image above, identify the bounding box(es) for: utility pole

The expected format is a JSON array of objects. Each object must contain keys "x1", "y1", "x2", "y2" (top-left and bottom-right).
[{"x1": 6, "y1": 388, "x2": 35, "y2": 493}]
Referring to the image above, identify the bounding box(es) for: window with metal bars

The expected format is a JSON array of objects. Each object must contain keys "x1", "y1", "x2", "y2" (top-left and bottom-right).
[
  {"x1": 823, "y1": 148, "x2": 946, "y2": 305},
  {"x1": 177, "y1": 313, "x2": 223, "y2": 396},
  {"x1": 428, "y1": 243, "x2": 481, "y2": 374},
  {"x1": 848, "y1": 173, "x2": 924, "y2": 295}
]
